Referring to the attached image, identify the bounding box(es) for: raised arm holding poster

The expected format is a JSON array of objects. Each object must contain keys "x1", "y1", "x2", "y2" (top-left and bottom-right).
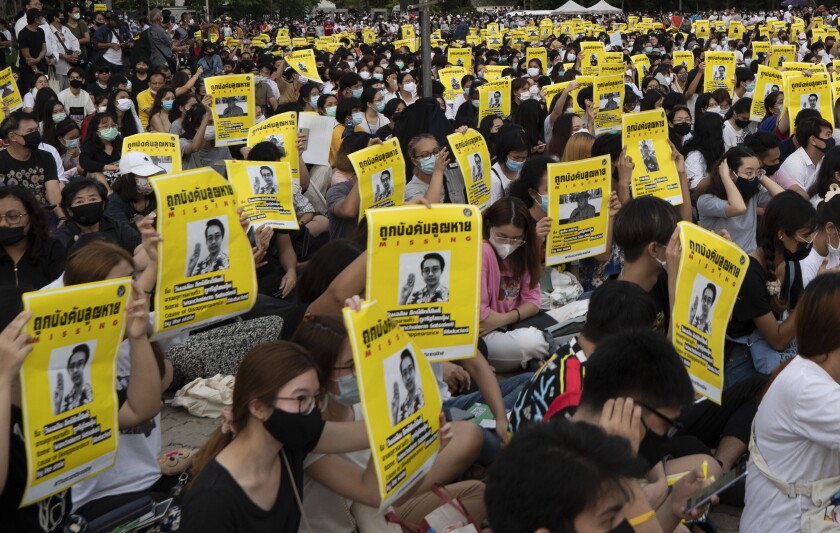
[
  {"x1": 152, "y1": 168, "x2": 257, "y2": 339},
  {"x1": 366, "y1": 204, "x2": 481, "y2": 362},
  {"x1": 447, "y1": 47, "x2": 472, "y2": 74},
  {"x1": 593, "y1": 74, "x2": 623, "y2": 134},
  {"x1": 285, "y1": 49, "x2": 319, "y2": 80},
  {"x1": 19, "y1": 277, "x2": 132, "y2": 506},
  {"x1": 204, "y1": 74, "x2": 255, "y2": 147},
  {"x1": 545, "y1": 156, "x2": 611, "y2": 266},
  {"x1": 447, "y1": 128, "x2": 492, "y2": 210},
  {"x1": 622, "y1": 109, "x2": 683, "y2": 206},
  {"x1": 247, "y1": 111, "x2": 300, "y2": 181},
  {"x1": 349, "y1": 138, "x2": 406, "y2": 220},
  {"x1": 672, "y1": 222, "x2": 749, "y2": 404},
  {"x1": 438, "y1": 66, "x2": 467, "y2": 104},
  {"x1": 122, "y1": 133, "x2": 182, "y2": 174},
  {"x1": 750, "y1": 66, "x2": 784, "y2": 122},
  {"x1": 342, "y1": 300, "x2": 442, "y2": 510},
  {"x1": 786, "y1": 72, "x2": 835, "y2": 130},
  {"x1": 225, "y1": 160, "x2": 299, "y2": 230}
]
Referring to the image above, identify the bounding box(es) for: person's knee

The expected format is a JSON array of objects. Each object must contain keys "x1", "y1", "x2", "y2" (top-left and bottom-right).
[
  {"x1": 516, "y1": 327, "x2": 549, "y2": 359},
  {"x1": 448, "y1": 420, "x2": 483, "y2": 465}
]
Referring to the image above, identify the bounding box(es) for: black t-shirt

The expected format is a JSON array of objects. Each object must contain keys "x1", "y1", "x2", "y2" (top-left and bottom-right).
[
  {"x1": 128, "y1": 74, "x2": 149, "y2": 97},
  {"x1": 728, "y1": 256, "x2": 772, "y2": 339},
  {"x1": 649, "y1": 270, "x2": 671, "y2": 333},
  {"x1": 1, "y1": 405, "x2": 70, "y2": 533},
  {"x1": 17, "y1": 26, "x2": 46, "y2": 72},
  {"x1": 52, "y1": 214, "x2": 142, "y2": 254},
  {"x1": 180, "y1": 445, "x2": 314, "y2": 533},
  {"x1": 0, "y1": 149, "x2": 58, "y2": 207}
]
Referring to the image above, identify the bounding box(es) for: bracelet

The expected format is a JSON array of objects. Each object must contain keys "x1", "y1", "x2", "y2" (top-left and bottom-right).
[
  {"x1": 628, "y1": 510, "x2": 657, "y2": 527},
  {"x1": 514, "y1": 308, "x2": 520, "y2": 322}
]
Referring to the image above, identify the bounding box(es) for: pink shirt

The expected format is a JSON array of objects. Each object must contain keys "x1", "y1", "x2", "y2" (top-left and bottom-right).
[{"x1": 480, "y1": 241, "x2": 541, "y2": 321}]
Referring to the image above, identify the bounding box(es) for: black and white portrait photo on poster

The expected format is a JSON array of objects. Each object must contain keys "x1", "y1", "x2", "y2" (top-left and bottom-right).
[
  {"x1": 385, "y1": 347, "x2": 425, "y2": 426},
  {"x1": 599, "y1": 91, "x2": 620, "y2": 111},
  {"x1": 800, "y1": 93, "x2": 819, "y2": 111},
  {"x1": 558, "y1": 188, "x2": 602, "y2": 224},
  {"x1": 372, "y1": 167, "x2": 394, "y2": 202},
  {"x1": 215, "y1": 96, "x2": 247, "y2": 118},
  {"x1": 470, "y1": 153, "x2": 484, "y2": 183},
  {"x1": 249, "y1": 164, "x2": 278, "y2": 195},
  {"x1": 185, "y1": 217, "x2": 231, "y2": 277},
  {"x1": 51, "y1": 341, "x2": 96, "y2": 415},
  {"x1": 398, "y1": 250, "x2": 452, "y2": 305},
  {"x1": 640, "y1": 139, "x2": 660, "y2": 173},
  {"x1": 688, "y1": 275, "x2": 720, "y2": 336}
]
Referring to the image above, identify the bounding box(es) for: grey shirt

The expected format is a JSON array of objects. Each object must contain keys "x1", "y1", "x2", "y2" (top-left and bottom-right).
[
  {"x1": 326, "y1": 180, "x2": 357, "y2": 240},
  {"x1": 697, "y1": 190, "x2": 770, "y2": 253},
  {"x1": 148, "y1": 24, "x2": 173, "y2": 68}
]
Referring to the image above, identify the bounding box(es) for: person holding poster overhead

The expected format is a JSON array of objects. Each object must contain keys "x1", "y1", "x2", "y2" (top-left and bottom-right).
[
  {"x1": 480, "y1": 198, "x2": 549, "y2": 372},
  {"x1": 181, "y1": 341, "x2": 372, "y2": 533},
  {"x1": 179, "y1": 96, "x2": 232, "y2": 175}
]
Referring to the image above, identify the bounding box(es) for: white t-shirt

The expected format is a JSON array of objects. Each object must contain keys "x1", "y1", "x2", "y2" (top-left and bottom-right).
[
  {"x1": 684, "y1": 150, "x2": 707, "y2": 190},
  {"x1": 103, "y1": 30, "x2": 122, "y2": 65},
  {"x1": 722, "y1": 120, "x2": 755, "y2": 151},
  {"x1": 58, "y1": 88, "x2": 95, "y2": 125},
  {"x1": 741, "y1": 356, "x2": 840, "y2": 533},
  {"x1": 490, "y1": 162, "x2": 514, "y2": 205},
  {"x1": 359, "y1": 112, "x2": 387, "y2": 134},
  {"x1": 800, "y1": 246, "x2": 840, "y2": 288}
]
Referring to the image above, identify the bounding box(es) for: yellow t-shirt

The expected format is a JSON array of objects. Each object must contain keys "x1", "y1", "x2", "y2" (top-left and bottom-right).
[
  {"x1": 137, "y1": 89, "x2": 155, "y2": 129},
  {"x1": 329, "y1": 123, "x2": 364, "y2": 167}
]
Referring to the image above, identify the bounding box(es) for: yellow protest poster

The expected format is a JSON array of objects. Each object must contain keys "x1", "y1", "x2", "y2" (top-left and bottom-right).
[
  {"x1": 525, "y1": 47, "x2": 548, "y2": 74},
  {"x1": 349, "y1": 138, "x2": 406, "y2": 221},
  {"x1": 540, "y1": 20, "x2": 553, "y2": 39},
  {"x1": 487, "y1": 22, "x2": 500, "y2": 35},
  {"x1": 600, "y1": 62, "x2": 625, "y2": 77},
  {"x1": 752, "y1": 41, "x2": 771, "y2": 57},
  {"x1": 769, "y1": 44, "x2": 796, "y2": 69},
  {"x1": 401, "y1": 24, "x2": 415, "y2": 40},
  {"x1": 605, "y1": 51, "x2": 623, "y2": 63},
  {"x1": 205, "y1": 74, "x2": 254, "y2": 147},
  {"x1": 833, "y1": 80, "x2": 840, "y2": 105},
  {"x1": 343, "y1": 300, "x2": 440, "y2": 510},
  {"x1": 672, "y1": 222, "x2": 749, "y2": 404},
  {"x1": 783, "y1": 61, "x2": 825, "y2": 74},
  {"x1": 750, "y1": 66, "x2": 783, "y2": 122},
  {"x1": 580, "y1": 41, "x2": 605, "y2": 76},
  {"x1": 543, "y1": 81, "x2": 570, "y2": 109},
  {"x1": 787, "y1": 72, "x2": 834, "y2": 130},
  {"x1": 447, "y1": 128, "x2": 492, "y2": 210},
  {"x1": 246, "y1": 111, "x2": 299, "y2": 181},
  {"x1": 365, "y1": 204, "x2": 481, "y2": 361},
  {"x1": 728, "y1": 21, "x2": 744, "y2": 40},
  {"x1": 152, "y1": 168, "x2": 257, "y2": 338},
  {"x1": 483, "y1": 65, "x2": 506, "y2": 82},
  {"x1": 438, "y1": 66, "x2": 466, "y2": 103},
  {"x1": 695, "y1": 20, "x2": 710, "y2": 39},
  {"x1": 704, "y1": 51, "x2": 736, "y2": 93},
  {"x1": 284, "y1": 49, "x2": 318, "y2": 81},
  {"x1": 631, "y1": 53, "x2": 651, "y2": 77},
  {"x1": 225, "y1": 160, "x2": 299, "y2": 230},
  {"x1": 291, "y1": 37, "x2": 308, "y2": 49},
  {"x1": 545, "y1": 156, "x2": 611, "y2": 266},
  {"x1": 572, "y1": 75, "x2": 594, "y2": 115},
  {"x1": 19, "y1": 278, "x2": 131, "y2": 505},
  {"x1": 593, "y1": 74, "x2": 623, "y2": 134},
  {"x1": 122, "y1": 133, "x2": 181, "y2": 174},
  {"x1": 673, "y1": 51, "x2": 694, "y2": 70},
  {"x1": 487, "y1": 34, "x2": 503, "y2": 50},
  {"x1": 0, "y1": 67, "x2": 23, "y2": 114},
  {"x1": 622, "y1": 109, "x2": 682, "y2": 205},
  {"x1": 478, "y1": 76, "x2": 511, "y2": 121},
  {"x1": 93, "y1": 3, "x2": 106, "y2": 11}
]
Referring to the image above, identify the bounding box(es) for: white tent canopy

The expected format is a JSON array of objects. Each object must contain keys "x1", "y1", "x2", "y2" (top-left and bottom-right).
[
  {"x1": 551, "y1": 1, "x2": 589, "y2": 14},
  {"x1": 588, "y1": 0, "x2": 622, "y2": 14}
]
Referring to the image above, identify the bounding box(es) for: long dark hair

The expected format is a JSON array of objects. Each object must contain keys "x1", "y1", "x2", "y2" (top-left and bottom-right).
[
  {"x1": 682, "y1": 112, "x2": 725, "y2": 169},
  {"x1": 809, "y1": 146, "x2": 840, "y2": 200},
  {"x1": 482, "y1": 197, "x2": 542, "y2": 289},
  {"x1": 706, "y1": 146, "x2": 758, "y2": 201},
  {"x1": 547, "y1": 113, "x2": 578, "y2": 160},
  {"x1": 758, "y1": 191, "x2": 817, "y2": 286}
]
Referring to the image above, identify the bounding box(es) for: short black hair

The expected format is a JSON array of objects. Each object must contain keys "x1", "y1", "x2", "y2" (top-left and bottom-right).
[
  {"x1": 68, "y1": 343, "x2": 90, "y2": 366},
  {"x1": 0, "y1": 110, "x2": 37, "y2": 141},
  {"x1": 259, "y1": 165, "x2": 273, "y2": 175},
  {"x1": 400, "y1": 349, "x2": 414, "y2": 367},
  {"x1": 205, "y1": 218, "x2": 225, "y2": 238},
  {"x1": 61, "y1": 178, "x2": 108, "y2": 210},
  {"x1": 744, "y1": 131, "x2": 780, "y2": 158},
  {"x1": 796, "y1": 116, "x2": 832, "y2": 148},
  {"x1": 420, "y1": 252, "x2": 445, "y2": 272},
  {"x1": 581, "y1": 281, "x2": 658, "y2": 343},
  {"x1": 579, "y1": 329, "x2": 694, "y2": 412},
  {"x1": 613, "y1": 196, "x2": 679, "y2": 262},
  {"x1": 485, "y1": 420, "x2": 646, "y2": 533},
  {"x1": 703, "y1": 283, "x2": 717, "y2": 301}
]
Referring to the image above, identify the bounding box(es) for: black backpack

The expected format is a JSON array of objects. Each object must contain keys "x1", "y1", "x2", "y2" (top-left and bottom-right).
[{"x1": 130, "y1": 28, "x2": 151, "y2": 66}]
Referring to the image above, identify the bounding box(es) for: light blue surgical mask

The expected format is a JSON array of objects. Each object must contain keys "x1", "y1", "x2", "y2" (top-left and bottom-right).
[
  {"x1": 375, "y1": 101, "x2": 386, "y2": 113},
  {"x1": 352, "y1": 111, "x2": 364, "y2": 125},
  {"x1": 744, "y1": 58, "x2": 753, "y2": 67},
  {"x1": 162, "y1": 100, "x2": 174, "y2": 111},
  {"x1": 538, "y1": 193, "x2": 548, "y2": 212},
  {"x1": 330, "y1": 373, "x2": 360, "y2": 406},
  {"x1": 373, "y1": 72, "x2": 383, "y2": 81},
  {"x1": 506, "y1": 158, "x2": 524, "y2": 172},
  {"x1": 62, "y1": 137, "x2": 79, "y2": 149},
  {"x1": 418, "y1": 154, "x2": 437, "y2": 174},
  {"x1": 325, "y1": 105, "x2": 337, "y2": 117},
  {"x1": 352, "y1": 88, "x2": 363, "y2": 98},
  {"x1": 395, "y1": 60, "x2": 405, "y2": 69},
  {"x1": 52, "y1": 112, "x2": 67, "y2": 123},
  {"x1": 746, "y1": 81, "x2": 756, "y2": 92},
  {"x1": 471, "y1": 99, "x2": 479, "y2": 108}
]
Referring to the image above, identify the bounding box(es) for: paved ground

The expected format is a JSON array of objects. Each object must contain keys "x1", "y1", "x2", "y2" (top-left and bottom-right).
[{"x1": 160, "y1": 401, "x2": 742, "y2": 531}]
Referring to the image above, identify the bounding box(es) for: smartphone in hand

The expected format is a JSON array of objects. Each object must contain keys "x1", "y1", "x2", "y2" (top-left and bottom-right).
[{"x1": 685, "y1": 462, "x2": 747, "y2": 513}]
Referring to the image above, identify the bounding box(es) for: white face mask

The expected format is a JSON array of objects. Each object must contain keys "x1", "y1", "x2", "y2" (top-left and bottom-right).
[
  {"x1": 204, "y1": 125, "x2": 215, "y2": 140},
  {"x1": 116, "y1": 98, "x2": 132, "y2": 111},
  {"x1": 359, "y1": 71, "x2": 371, "y2": 80},
  {"x1": 98, "y1": 105, "x2": 107, "y2": 113},
  {"x1": 403, "y1": 81, "x2": 416, "y2": 94},
  {"x1": 706, "y1": 106, "x2": 721, "y2": 115},
  {"x1": 527, "y1": 67, "x2": 540, "y2": 77},
  {"x1": 519, "y1": 91, "x2": 530, "y2": 101},
  {"x1": 489, "y1": 234, "x2": 523, "y2": 260},
  {"x1": 633, "y1": 104, "x2": 640, "y2": 113},
  {"x1": 529, "y1": 85, "x2": 540, "y2": 96}
]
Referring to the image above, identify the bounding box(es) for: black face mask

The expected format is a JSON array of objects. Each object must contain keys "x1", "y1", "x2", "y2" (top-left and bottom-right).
[
  {"x1": 69, "y1": 78, "x2": 83, "y2": 89},
  {"x1": 262, "y1": 407, "x2": 325, "y2": 450},
  {"x1": 0, "y1": 226, "x2": 26, "y2": 246},
  {"x1": 671, "y1": 123, "x2": 691, "y2": 136},
  {"x1": 735, "y1": 119, "x2": 752, "y2": 129},
  {"x1": 783, "y1": 240, "x2": 812, "y2": 262},
  {"x1": 817, "y1": 137, "x2": 836, "y2": 153},
  {"x1": 637, "y1": 428, "x2": 670, "y2": 469},
  {"x1": 20, "y1": 131, "x2": 41, "y2": 150},
  {"x1": 609, "y1": 519, "x2": 636, "y2": 533},
  {"x1": 69, "y1": 202, "x2": 104, "y2": 227},
  {"x1": 735, "y1": 176, "x2": 761, "y2": 201},
  {"x1": 763, "y1": 162, "x2": 781, "y2": 176}
]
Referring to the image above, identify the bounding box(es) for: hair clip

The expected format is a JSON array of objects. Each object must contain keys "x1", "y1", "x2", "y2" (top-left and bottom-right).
[{"x1": 824, "y1": 183, "x2": 840, "y2": 203}]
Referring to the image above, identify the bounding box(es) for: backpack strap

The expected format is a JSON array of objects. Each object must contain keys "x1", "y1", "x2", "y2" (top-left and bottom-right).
[{"x1": 749, "y1": 420, "x2": 815, "y2": 499}]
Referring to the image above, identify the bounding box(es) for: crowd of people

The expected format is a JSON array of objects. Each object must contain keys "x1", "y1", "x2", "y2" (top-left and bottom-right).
[{"x1": 2, "y1": 2, "x2": 840, "y2": 532}]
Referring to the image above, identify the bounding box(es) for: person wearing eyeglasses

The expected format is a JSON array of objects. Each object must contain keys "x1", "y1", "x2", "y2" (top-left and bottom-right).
[
  {"x1": 399, "y1": 252, "x2": 449, "y2": 305},
  {"x1": 0, "y1": 186, "x2": 65, "y2": 290},
  {"x1": 186, "y1": 218, "x2": 229, "y2": 277},
  {"x1": 181, "y1": 341, "x2": 371, "y2": 533},
  {"x1": 54, "y1": 343, "x2": 93, "y2": 414},
  {"x1": 479, "y1": 197, "x2": 549, "y2": 372}
]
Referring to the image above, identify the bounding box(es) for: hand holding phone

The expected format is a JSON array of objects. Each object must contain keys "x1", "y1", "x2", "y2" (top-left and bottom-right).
[{"x1": 685, "y1": 463, "x2": 747, "y2": 513}]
